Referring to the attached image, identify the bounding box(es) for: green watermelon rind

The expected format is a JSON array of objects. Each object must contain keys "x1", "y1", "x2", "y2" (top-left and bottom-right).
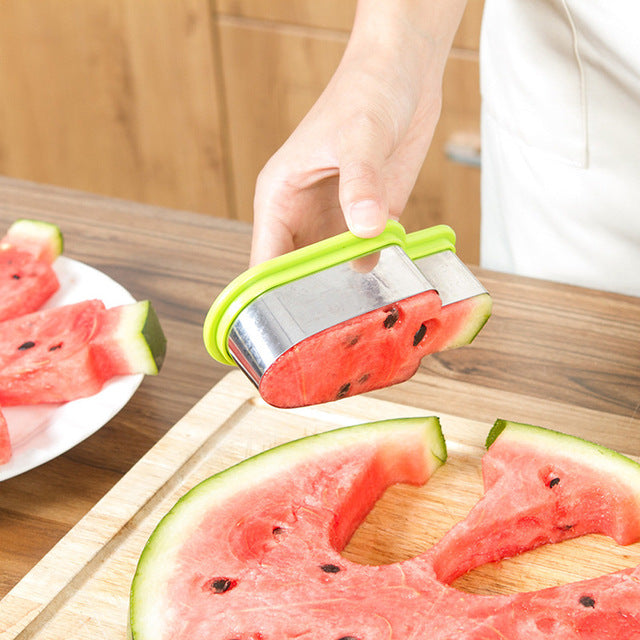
[
  {"x1": 4, "y1": 219, "x2": 64, "y2": 262},
  {"x1": 486, "y1": 419, "x2": 640, "y2": 491},
  {"x1": 116, "y1": 300, "x2": 167, "y2": 375},
  {"x1": 443, "y1": 292, "x2": 493, "y2": 350},
  {"x1": 128, "y1": 416, "x2": 446, "y2": 640}
]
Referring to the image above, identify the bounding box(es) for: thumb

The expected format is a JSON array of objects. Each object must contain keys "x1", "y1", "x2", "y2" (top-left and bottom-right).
[{"x1": 337, "y1": 117, "x2": 390, "y2": 238}]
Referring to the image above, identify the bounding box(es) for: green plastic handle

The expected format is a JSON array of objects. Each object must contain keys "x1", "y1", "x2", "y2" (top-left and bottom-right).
[
  {"x1": 203, "y1": 221, "x2": 456, "y2": 366},
  {"x1": 404, "y1": 224, "x2": 456, "y2": 260}
]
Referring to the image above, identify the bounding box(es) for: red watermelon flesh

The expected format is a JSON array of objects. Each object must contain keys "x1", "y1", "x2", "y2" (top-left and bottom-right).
[
  {"x1": 0, "y1": 408, "x2": 10, "y2": 464},
  {"x1": 0, "y1": 247, "x2": 60, "y2": 322},
  {"x1": 0, "y1": 219, "x2": 63, "y2": 322},
  {"x1": 429, "y1": 420, "x2": 640, "y2": 584},
  {"x1": 0, "y1": 298, "x2": 166, "y2": 405},
  {"x1": 258, "y1": 290, "x2": 491, "y2": 408},
  {"x1": 129, "y1": 418, "x2": 640, "y2": 639}
]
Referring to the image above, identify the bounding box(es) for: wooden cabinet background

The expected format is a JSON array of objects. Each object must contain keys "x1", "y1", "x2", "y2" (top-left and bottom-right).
[{"x1": 0, "y1": 0, "x2": 483, "y2": 262}]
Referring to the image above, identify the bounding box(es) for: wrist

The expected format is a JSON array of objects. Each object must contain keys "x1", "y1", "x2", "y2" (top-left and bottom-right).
[{"x1": 346, "y1": 0, "x2": 467, "y2": 77}]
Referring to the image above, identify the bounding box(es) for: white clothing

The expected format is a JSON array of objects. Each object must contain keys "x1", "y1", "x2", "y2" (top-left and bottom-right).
[{"x1": 480, "y1": 0, "x2": 640, "y2": 296}]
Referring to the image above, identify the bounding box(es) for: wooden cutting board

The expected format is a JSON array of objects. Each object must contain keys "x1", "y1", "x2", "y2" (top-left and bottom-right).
[{"x1": 2, "y1": 370, "x2": 640, "y2": 639}]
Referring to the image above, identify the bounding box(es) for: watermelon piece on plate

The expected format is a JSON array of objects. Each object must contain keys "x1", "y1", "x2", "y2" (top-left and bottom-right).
[
  {"x1": 0, "y1": 408, "x2": 10, "y2": 464},
  {"x1": 129, "y1": 418, "x2": 640, "y2": 639},
  {"x1": 259, "y1": 290, "x2": 492, "y2": 408},
  {"x1": 0, "y1": 219, "x2": 63, "y2": 322},
  {"x1": 0, "y1": 298, "x2": 166, "y2": 405}
]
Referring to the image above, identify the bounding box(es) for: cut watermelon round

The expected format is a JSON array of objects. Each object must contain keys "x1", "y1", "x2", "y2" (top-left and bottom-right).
[
  {"x1": 129, "y1": 417, "x2": 447, "y2": 639},
  {"x1": 129, "y1": 418, "x2": 640, "y2": 639},
  {"x1": 0, "y1": 298, "x2": 166, "y2": 405},
  {"x1": 0, "y1": 219, "x2": 63, "y2": 322},
  {"x1": 259, "y1": 290, "x2": 491, "y2": 408}
]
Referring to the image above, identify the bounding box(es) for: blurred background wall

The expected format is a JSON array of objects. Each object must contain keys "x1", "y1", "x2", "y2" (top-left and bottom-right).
[{"x1": 0, "y1": 0, "x2": 483, "y2": 262}]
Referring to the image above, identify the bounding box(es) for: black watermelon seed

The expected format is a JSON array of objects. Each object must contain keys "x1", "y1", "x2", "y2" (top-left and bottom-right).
[
  {"x1": 272, "y1": 526, "x2": 284, "y2": 536},
  {"x1": 413, "y1": 323, "x2": 427, "y2": 346},
  {"x1": 579, "y1": 595, "x2": 596, "y2": 608},
  {"x1": 549, "y1": 477, "x2": 561, "y2": 488},
  {"x1": 320, "y1": 564, "x2": 341, "y2": 573},
  {"x1": 18, "y1": 341, "x2": 36, "y2": 351},
  {"x1": 336, "y1": 383, "x2": 351, "y2": 399},
  {"x1": 383, "y1": 307, "x2": 399, "y2": 328},
  {"x1": 11, "y1": 274, "x2": 20, "y2": 279},
  {"x1": 208, "y1": 578, "x2": 237, "y2": 594},
  {"x1": 337, "y1": 637, "x2": 359, "y2": 640},
  {"x1": 358, "y1": 373, "x2": 370, "y2": 384},
  {"x1": 48, "y1": 343, "x2": 63, "y2": 351},
  {"x1": 346, "y1": 335, "x2": 360, "y2": 347}
]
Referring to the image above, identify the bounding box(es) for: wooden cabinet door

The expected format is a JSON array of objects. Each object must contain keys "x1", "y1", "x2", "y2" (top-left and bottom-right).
[
  {"x1": 0, "y1": 0, "x2": 483, "y2": 262},
  {"x1": 0, "y1": 0, "x2": 230, "y2": 217}
]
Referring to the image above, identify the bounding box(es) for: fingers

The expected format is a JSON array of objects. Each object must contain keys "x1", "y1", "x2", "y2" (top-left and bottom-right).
[
  {"x1": 337, "y1": 113, "x2": 391, "y2": 238},
  {"x1": 250, "y1": 166, "x2": 296, "y2": 267},
  {"x1": 250, "y1": 88, "x2": 400, "y2": 266},
  {"x1": 249, "y1": 216, "x2": 295, "y2": 268}
]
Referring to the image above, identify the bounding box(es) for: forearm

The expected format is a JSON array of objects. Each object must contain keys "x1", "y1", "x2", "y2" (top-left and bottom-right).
[{"x1": 346, "y1": 0, "x2": 468, "y2": 78}]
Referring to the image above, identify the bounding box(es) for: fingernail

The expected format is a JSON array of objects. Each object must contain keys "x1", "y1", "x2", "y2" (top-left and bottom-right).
[{"x1": 347, "y1": 200, "x2": 382, "y2": 236}]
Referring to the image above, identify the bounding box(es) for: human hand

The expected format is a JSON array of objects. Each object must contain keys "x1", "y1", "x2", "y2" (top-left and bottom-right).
[{"x1": 249, "y1": 0, "x2": 467, "y2": 266}]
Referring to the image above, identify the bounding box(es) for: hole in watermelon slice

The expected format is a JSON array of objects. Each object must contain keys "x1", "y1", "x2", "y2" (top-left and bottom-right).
[{"x1": 340, "y1": 446, "x2": 640, "y2": 597}]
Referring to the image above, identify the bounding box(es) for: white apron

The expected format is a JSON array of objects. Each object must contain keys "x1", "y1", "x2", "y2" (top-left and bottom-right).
[{"x1": 479, "y1": 0, "x2": 640, "y2": 297}]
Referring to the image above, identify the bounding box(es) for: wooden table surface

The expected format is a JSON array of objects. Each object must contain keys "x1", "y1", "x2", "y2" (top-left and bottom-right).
[{"x1": 1, "y1": 176, "x2": 639, "y2": 600}]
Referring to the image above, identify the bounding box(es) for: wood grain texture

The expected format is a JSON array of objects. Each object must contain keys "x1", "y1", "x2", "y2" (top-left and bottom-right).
[
  {"x1": 0, "y1": 0, "x2": 230, "y2": 217},
  {"x1": 402, "y1": 53, "x2": 481, "y2": 263},
  {"x1": 217, "y1": 0, "x2": 357, "y2": 32},
  {"x1": 1, "y1": 176, "x2": 639, "y2": 607},
  {"x1": 216, "y1": 0, "x2": 485, "y2": 50},
  {"x1": 0, "y1": 0, "x2": 484, "y2": 253},
  {"x1": 217, "y1": 16, "x2": 347, "y2": 222},
  {"x1": 374, "y1": 270, "x2": 640, "y2": 455},
  {"x1": 2, "y1": 371, "x2": 640, "y2": 638}
]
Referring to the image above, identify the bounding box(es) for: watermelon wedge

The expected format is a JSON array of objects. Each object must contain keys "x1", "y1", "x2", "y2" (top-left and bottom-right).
[
  {"x1": 0, "y1": 298, "x2": 166, "y2": 405},
  {"x1": 129, "y1": 418, "x2": 640, "y2": 639},
  {"x1": 0, "y1": 219, "x2": 63, "y2": 322},
  {"x1": 430, "y1": 419, "x2": 640, "y2": 584},
  {"x1": 259, "y1": 290, "x2": 492, "y2": 408}
]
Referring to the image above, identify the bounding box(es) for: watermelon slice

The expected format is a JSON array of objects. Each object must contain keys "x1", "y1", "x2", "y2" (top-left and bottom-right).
[
  {"x1": 0, "y1": 219, "x2": 63, "y2": 322},
  {"x1": 430, "y1": 419, "x2": 640, "y2": 584},
  {"x1": 129, "y1": 418, "x2": 640, "y2": 639},
  {"x1": 0, "y1": 298, "x2": 166, "y2": 405},
  {"x1": 259, "y1": 290, "x2": 492, "y2": 408},
  {"x1": 0, "y1": 409, "x2": 10, "y2": 464}
]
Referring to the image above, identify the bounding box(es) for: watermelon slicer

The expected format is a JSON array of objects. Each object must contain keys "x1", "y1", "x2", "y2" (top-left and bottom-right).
[{"x1": 203, "y1": 221, "x2": 490, "y2": 405}]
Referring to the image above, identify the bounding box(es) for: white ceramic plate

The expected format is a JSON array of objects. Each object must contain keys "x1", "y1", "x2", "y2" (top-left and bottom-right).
[{"x1": 0, "y1": 257, "x2": 144, "y2": 481}]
